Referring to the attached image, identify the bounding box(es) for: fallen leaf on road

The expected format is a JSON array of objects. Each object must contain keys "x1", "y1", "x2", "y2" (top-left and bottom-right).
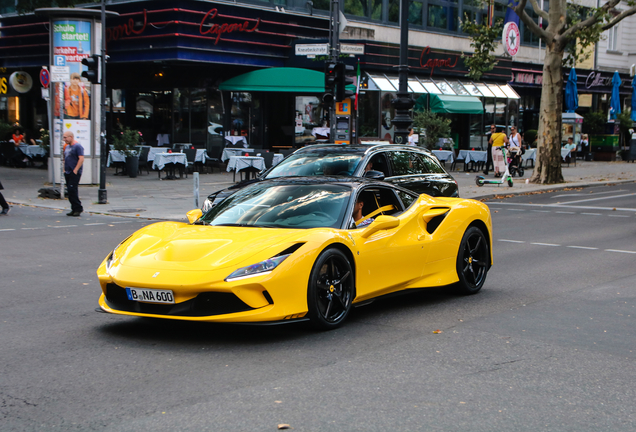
[
  {"x1": 433, "y1": 329, "x2": 443, "y2": 334},
  {"x1": 278, "y1": 424, "x2": 291, "y2": 430}
]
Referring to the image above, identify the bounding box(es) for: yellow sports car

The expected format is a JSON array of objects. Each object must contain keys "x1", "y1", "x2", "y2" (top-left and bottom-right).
[{"x1": 97, "y1": 177, "x2": 492, "y2": 329}]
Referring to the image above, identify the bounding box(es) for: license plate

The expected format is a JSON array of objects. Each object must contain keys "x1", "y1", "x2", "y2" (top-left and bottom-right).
[{"x1": 125, "y1": 287, "x2": 175, "y2": 304}]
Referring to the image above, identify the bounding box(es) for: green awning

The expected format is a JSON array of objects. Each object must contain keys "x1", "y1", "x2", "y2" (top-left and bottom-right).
[
  {"x1": 219, "y1": 67, "x2": 326, "y2": 93},
  {"x1": 429, "y1": 94, "x2": 484, "y2": 114}
]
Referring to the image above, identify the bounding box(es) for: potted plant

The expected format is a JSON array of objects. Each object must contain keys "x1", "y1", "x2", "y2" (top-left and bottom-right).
[
  {"x1": 412, "y1": 110, "x2": 451, "y2": 150},
  {"x1": 113, "y1": 126, "x2": 142, "y2": 177}
]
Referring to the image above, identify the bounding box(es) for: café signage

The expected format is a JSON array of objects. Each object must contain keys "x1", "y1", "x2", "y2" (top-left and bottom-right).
[
  {"x1": 585, "y1": 71, "x2": 613, "y2": 89},
  {"x1": 419, "y1": 46, "x2": 459, "y2": 77},
  {"x1": 107, "y1": 8, "x2": 261, "y2": 45}
]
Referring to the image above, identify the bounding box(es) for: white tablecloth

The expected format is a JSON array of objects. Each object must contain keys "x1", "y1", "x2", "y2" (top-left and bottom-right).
[
  {"x1": 226, "y1": 156, "x2": 265, "y2": 173},
  {"x1": 312, "y1": 127, "x2": 330, "y2": 137},
  {"x1": 222, "y1": 147, "x2": 255, "y2": 162},
  {"x1": 522, "y1": 148, "x2": 537, "y2": 162},
  {"x1": 22, "y1": 145, "x2": 47, "y2": 158},
  {"x1": 107, "y1": 150, "x2": 130, "y2": 167},
  {"x1": 561, "y1": 148, "x2": 572, "y2": 160},
  {"x1": 458, "y1": 150, "x2": 488, "y2": 163},
  {"x1": 225, "y1": 136, "x2": 248, "y2": 146},
  {"x1": 272, "y1": 153, "x2": 284, "y2": 166},
  {"x1": 146, "y1": 147, "x2": 165, "y2": 163},
  {"x1": 432, "y1": 150, "x2": 454, "y2": 164},
  {"x1": 152, "y1": 153, "x2": 188, "y2": 171}
]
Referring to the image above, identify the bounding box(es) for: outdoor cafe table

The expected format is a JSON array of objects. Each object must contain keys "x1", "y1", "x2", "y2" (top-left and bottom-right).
[
  {"x1": 153, "y1": 152, "x2": 188, "y2": 179},
  {"x1": 522, "y1": 148, "x2": 537, "y2": 167},
  {"x1": 222, "y1": 147, "x2": 255, "y2": 162},
  {"x1": 431, "y1": 150, "x2": 454, "y2": 165},
  {"x1": 146, "y1": 147, "x2": 167, "y2": 163},
  {"x1": 226, "y1": 155, "x2": 265, "y2": 182},
  {"x1": 225, "y1": 136, "x2": 248, "y2": 146},
  {"x1": 457, "y1": 149, "x2": 487, "y2": 171},
  {"x1": 107, "y1": 150, "x2": 130, "y2": 167},
  {"x1": 19, "y1": 144, "x2": 47, "y2": 158}
]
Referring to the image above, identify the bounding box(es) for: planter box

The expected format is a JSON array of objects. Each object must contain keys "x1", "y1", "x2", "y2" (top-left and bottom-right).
[{"x1": 590, "y1": 134, "x2": 619, "y2": 152}]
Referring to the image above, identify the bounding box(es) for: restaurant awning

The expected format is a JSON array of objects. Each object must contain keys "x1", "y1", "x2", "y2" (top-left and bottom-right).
[
  {"x1": 429, "y1": 94, "x2": 484, "y2": 114},
  {"x1": 219, "y1": 67, "x2": 326, "y2": 93}
]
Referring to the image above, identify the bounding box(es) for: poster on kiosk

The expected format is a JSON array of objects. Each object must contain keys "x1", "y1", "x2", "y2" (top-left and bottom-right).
[{"x1": 50, "y1": 18, "x2": 98, "y2": 184}]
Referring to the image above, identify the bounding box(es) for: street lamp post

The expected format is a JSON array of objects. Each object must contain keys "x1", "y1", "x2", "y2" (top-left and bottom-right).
[
  {"x1": 391, "y1": 0, "x2": 414, "y2": 145},
  {"x1": 97, "y1": 0, "x2": 108, "y2": 204}
]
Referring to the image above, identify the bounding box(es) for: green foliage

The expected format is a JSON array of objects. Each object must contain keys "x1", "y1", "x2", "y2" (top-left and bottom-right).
[
  {"x1": 563, "y1": 4, "x2": 604, "y2": 67},
  {"x1": 460, "y1": 15, "x2": 503, "y2": 81},
  {"x1": 616, "y1": 110, "x2": 634, "y2": 147},
  {"x1": 16, "y1": 0, "x2": 82, "y2": 14},
  {"x1": 524, "y1": 129, "x2": 538, "y2": 145},
  {"x1": 113, "y1": 126, "x2": 141, "y2": 157},
  {"x1": 582, "y1": 111, "x2": 607, "y2": 135},
  {"x1": 0, "y1": 121, "x2": 13, "y2": 141},
  {"x1": 39, "y1": 128, "x2": 50, "y2": 153},
  {"x1": 412, "y1": 110, "x2": 451, "y2": 149}
]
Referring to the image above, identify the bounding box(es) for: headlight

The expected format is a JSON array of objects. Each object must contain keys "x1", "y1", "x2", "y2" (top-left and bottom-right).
[{"x1": 225, "y1": 254, "x2": 291, "y2": 282}]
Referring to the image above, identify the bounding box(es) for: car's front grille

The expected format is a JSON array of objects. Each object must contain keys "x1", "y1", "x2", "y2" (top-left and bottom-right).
[{"x1": 105, "y1": 284, "x2": 255, "y2": 317}]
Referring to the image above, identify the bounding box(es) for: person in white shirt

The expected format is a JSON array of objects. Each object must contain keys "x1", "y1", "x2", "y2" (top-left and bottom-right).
[{"x1": 407, "y1": 128, "x2": 417, "y2": 146}]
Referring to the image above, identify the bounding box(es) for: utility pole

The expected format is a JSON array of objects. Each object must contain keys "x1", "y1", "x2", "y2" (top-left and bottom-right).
[
  {"x1": 328, "y1": 0, "x2": 340, "y2": 139},
  {"x1": 391, "y1": 0, "x2": 414, "y2": 144}
]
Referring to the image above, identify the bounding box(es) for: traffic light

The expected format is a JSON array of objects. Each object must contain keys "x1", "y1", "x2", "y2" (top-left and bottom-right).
[
  {"x1": 336, "y1": 62, "x2": 354, "y2": 102},
  {"x1": 324, "y1": 62, "x2": 337, "y2": 105},
  {"x1": 81, "y1": 54, "x2": 100, "y2": 84}
]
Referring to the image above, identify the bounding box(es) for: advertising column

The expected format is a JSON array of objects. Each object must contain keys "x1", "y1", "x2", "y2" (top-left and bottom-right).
[{"x1": 49, "y1": 15, "x2": 99, "y2": 185}]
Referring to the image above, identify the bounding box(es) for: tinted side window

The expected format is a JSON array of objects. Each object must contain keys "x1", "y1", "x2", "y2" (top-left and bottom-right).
[
  {"x1": 398, "y1": 190, "x2": 417, "y2": 209},
  {"x1": 420, "y1": 153, "x2": 446, "y2": 173},
  {"x1": 389, "y1": 151, "x2": 429, "y2": 175}
]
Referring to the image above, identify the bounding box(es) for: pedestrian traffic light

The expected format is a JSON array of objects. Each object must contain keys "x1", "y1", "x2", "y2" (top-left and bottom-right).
[
  {"x1": 81, "y1": 54, "x2": 100, "y2": 84},
  {"x1": 335, "y1": 62, "x2": 354, "y2": 102}
]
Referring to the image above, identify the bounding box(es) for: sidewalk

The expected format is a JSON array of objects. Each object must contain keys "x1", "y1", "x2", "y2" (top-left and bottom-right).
[{"x1": 1, "y1": 160, "x2": 635, "y2": 220}]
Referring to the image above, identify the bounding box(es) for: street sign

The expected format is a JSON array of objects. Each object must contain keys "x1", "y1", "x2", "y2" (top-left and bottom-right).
[
  {"x1": 341, "y1": 44, "x2": 364, "y2": 55},
  {"x1": 40, "y1": 68, "x2": 50, "y2": 88},
  {"x1": 50, "y1": 66, "x2": 70, "y2": 82},
  {"x1": 295, "y1": 44, "x2": 328, "y2": 56}
]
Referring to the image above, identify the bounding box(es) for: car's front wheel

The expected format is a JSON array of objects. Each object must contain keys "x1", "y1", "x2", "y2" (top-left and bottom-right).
[
  {"x1": 455, "y1": 226, "x2": 489, "y2": 295},
  {"x1": 307, "y1": 248, "x2": 354, "y2": 330}
]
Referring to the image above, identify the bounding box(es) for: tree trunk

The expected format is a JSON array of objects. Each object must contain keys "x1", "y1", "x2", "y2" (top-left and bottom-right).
[{"x1": 530, "y1": 42, "x2": 565, "y2": 184}]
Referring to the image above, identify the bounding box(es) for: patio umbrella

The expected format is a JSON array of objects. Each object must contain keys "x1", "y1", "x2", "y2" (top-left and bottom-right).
[
  {"x1": 631, "y1": 76, "x2": 636, "y2": 121},
  {"x1": 565, "y1": 68, "x2": 578, "y2": 113},
  {"x1": 610, "y1": 71, "x2": 622, "y2": 120}
]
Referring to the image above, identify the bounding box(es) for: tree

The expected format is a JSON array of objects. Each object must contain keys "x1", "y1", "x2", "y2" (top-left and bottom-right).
[
  {"x1": 461, "y1": 17, "x2": 503, "y2": 81},
  {"x1": 512, "y1": 0, "x2": 636, "y2": 184},
  {"x1": 412, "y1": 110, "x2": 451, "y2": 149}
]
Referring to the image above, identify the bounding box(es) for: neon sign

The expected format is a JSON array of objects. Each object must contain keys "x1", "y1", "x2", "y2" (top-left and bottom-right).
[
  {"x1": 419, "y1": 47, "x2": 458, "y2": 77},
  {"x1": 200, "y1": 9, "x2": 260, "y2": 45}
]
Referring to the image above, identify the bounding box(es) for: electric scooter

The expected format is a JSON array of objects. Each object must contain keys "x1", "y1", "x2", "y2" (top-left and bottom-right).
[{"x1": 475, "y1": 147, "x2": 513, "y2": 188}]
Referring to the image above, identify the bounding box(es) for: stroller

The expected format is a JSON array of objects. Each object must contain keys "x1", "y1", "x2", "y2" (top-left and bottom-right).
[{"x1": 507, "y1": 145, "x2": 525, "y2": 177}]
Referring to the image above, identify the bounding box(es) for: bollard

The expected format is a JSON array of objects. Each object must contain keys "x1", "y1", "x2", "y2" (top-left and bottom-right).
[{"x1": 193, "y1": 172, "x2": 199, "y2": 209}]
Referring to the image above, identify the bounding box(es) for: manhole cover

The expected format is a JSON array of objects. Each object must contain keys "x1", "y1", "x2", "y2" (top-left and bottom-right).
[{"x1": 109, "y1": 208, "x2": 146, "y2": 213}]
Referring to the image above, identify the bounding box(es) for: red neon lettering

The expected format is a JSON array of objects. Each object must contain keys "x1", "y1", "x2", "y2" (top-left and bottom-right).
[
  {"x1": 419, "y1": 46, "x2": 458, "y2": 77},
  {"x1": 200, "y1": 8, "x2": 260, "y2": 45},
  {"x1": 106, "y1": 9, "x2": 147, "y2": 43}
]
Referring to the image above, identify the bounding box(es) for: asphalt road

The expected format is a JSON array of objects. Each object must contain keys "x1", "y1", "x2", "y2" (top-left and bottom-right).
[{"x1": 1, "y1": 184, "x2": 635, "y2": 432}]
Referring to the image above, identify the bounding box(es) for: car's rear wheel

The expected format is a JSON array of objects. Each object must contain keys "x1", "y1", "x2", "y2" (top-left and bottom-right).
[
  {"x1": 455, "y1": 226, "x2": 489, "y2": 295},
  {"x1": 307, "y1": 248, "x2": 354, "y2": 330}
]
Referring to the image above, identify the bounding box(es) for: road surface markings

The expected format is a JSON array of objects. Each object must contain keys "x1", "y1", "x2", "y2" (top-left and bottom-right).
[
  {"x1": 531, "y1": 210, "x2": 551, "y2": 213},
  {"x1": 605, "y1": 249, "x2": 636, "y2": 254},
  {"x1": 556, "y1": 211, "x2": 575, "y2": 214},
  {"x1": 567, "y1": 246, "x2": 598, "y2": 250},
  {"x1": 0, "y1": 228, "x2": 16, "y2": 232},
  {"x1": 552, "y1": 190, "x2": 627, "y2": 198},
  {"x1": 51, "y1": 225, "x2": 77, "y2": 228},
  {"x1": 499, "y1": 239, "x2": 635, "y2": 254},
  {"x1": 581, "y1": 213, "x2": 602, "y2": 216},
  {"x1": 608, "y1": 215, "x2": 629, "y2": 218},
  {"x1": 489, "y1": 201, "x2": 636, "y2": 212},
  {"x1": 499, "y1": 239, "x2": 525, "y2": 243},
  {"x1": 84, "y1": 223, "x2": 105, "y2": 226},
  {"x1": 530, "y1": 242, "x2": 560, "y2": 246}
]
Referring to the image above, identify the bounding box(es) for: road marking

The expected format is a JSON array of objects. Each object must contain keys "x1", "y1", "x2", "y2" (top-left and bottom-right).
[
  {"x1": 605, "y1": 249, "x2": 636, "y2": 254},
  {"x1": 567, "y1": 246, "x2": 598, "y2": 250},
  {"x1": 530, "y1": 242, "x2": 560, "y2": 246},
  {"x1": 581, "y1": 213, "x2": 602, "y2": 216},
  {"x1": 111, "y1": 221, "x2": 132, "y2": 224},
  {"x1": 0, "y1": 228, "x2": 16, "y2": 232},
  {"x1": 51, "y1": 225, "x2": 77, "y2": 228},
  {"x1": 508, "y1": 209, "x2": 525, "y2": 211},
  {"x1": 532, "y1": 210, "x2": 551, "y2": 213},
  {"x1": 499, "y1": 239, "x2": 525, "y2": 243},
  {"x1": 552, "y1": 190, "x2": 626, "y2": 198},
  {"x1": 489, "y1": 202, "x2": 636, "y2": 212},
  {"x1": 84, "y1": 223, "x2": 105, "y2": 226},
  {"x1": 556, "y1": 211, "x2": 575, "y2": 214},
  {"x1": 554, "y1": 192, "x2": 636, "y2": 205},
  {"x1": 608, "y1": 215, "x2": 629, "y2": 218},
  {"x1": 21, "y1": 227, "x2": 44, "y2": 230}
]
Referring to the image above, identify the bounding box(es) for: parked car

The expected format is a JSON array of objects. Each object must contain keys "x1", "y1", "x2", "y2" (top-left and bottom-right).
[
  {"x1": 97, "y1": 177, "x2": 492, "y2": 329},
  {"x1": 203, "y1": 143, "x2": 458, "y2": 211}
]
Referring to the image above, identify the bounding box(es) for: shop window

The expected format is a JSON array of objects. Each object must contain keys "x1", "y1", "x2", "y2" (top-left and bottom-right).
[
  {"x1": 371, "y1": 0, "x2": 383, "y2": 20},
  {"x1": 345, "y1": 0, "x2": 368, "y2": 17},
  {"x1": 295, "y1": 96, "x2": 323, "y2": 143},
  {"x1": 230, "y1": 92, "x2": 252, "y2": 138},
  {"x1": 173, "y1": 88, "x2": 191, "y2": 144},
  {"x1": 409, "y1": 2, "x2": 423, "y2": 26},
  {"x1": 207, "y1": 89, "x2": 224, "y2": 149},
  {"x1": 494, "y1": 99, "x2": 506, "y2": 131},
  {"x1": 427, "y1": 3, "x2": 458, "y2": 31},
  {"x1": 388, "y1": 0, "x2": 399, "y2": 24},
  {"x1": 191, "y1": 89, "x2": 207, "y2": 146},
  {"x1": 358, "y1": 91, "x2": 380, "y2": 139},
  {"x1": 484, "y1": 98, "x2": 495, "y2": 127},
  {"x1": 508, "y1": 99, "x2": 519, "y2": 130}
]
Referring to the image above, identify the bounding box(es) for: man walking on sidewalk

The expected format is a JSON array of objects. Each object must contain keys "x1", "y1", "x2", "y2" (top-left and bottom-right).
[{"x1": 62, "y1": 131, "x2": 84, "y2": 216}]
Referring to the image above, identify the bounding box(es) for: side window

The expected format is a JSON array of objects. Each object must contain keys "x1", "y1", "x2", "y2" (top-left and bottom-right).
[
  {"x1": 367, "y1": 152, "x2": 390, "y2": 176},
  {"x1": 350, "y1": 187, "x2": 404, "y2": 228},
  {"x1": 398, "y1": 190, "x2": 417, "y2": 209},
  {"x1": 420, "y1": 153, "x2": 446, "y2": 173},
  {"x1": 389, "y1": 151, "x2": 429, "y2": 175}
]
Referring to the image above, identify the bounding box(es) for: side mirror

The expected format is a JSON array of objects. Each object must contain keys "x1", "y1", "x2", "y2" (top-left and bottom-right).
[
  {"x1": 360, "y1": 215, "x2": 399, "y2": 238},
  {"x1": 364, "y1": 169, "x2": 385, "y2": 180},
  {"x1": 186, "y1": 209, "x2": 203, "y2": 224}
]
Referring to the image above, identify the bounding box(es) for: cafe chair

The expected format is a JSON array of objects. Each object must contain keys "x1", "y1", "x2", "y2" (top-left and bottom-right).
[
  {"x1": 450, "y1": 150, "x2": 465, "y2": 172},
  {"x1": 182, "y1": 148, "x2": 197, "y2": 177},
  {"x1": 261, "y1": 152, "x2": 275, "y2": 169},
  {"x1": 205, "y1": 144, "x2": 223, "y2": 173},
  {"x1": 137, "y1": 146, "x2": 150, "y2": 175}
]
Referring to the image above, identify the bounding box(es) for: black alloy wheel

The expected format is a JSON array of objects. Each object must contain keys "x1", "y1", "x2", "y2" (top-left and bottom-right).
[
  {"x1": 455, "y1": 226, "x2": 489, "y2": 295},
  {"x1": 307, "y1": 248, "x2": 354, "y2": 329}
]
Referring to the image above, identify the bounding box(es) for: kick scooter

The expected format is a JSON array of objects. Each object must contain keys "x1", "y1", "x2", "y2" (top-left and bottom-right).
[{"x1": 475, "y1": 147, "x2": 513, "y2": 187}]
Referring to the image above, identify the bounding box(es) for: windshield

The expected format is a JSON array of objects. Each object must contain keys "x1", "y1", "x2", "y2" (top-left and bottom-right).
[
  {"x1": 265, "y1": 151, "x2": 364, "y2": 179},
  {"x1": 200, "y1": 183, "x2": 351, "y2": 229}
]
